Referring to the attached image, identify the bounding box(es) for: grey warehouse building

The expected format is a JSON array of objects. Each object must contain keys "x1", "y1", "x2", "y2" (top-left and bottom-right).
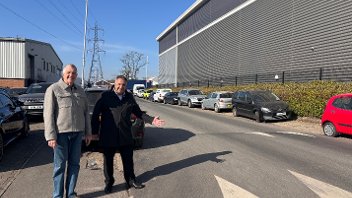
[
  {"x1": 0, "y1": 37, "x2": 63, "y2": 88},
  {"x1": 157, "y1": 0, "x2": 352, "y2": 87}
]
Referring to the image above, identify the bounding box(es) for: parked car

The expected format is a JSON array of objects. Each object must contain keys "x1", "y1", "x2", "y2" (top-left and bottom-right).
[
  {"x1": 8, "y1": 87, "x2": 27, "y2": 97},
  {"x1": 232, "y1": 90, "x2": 291, "y2": 122},
  {"x1": 178, "y1": 89, "x2": 206, "y2": 108},
  {"x1": 153, "y1": 88, "x2": 172, "y2": 103},
  {"x1": 136, "y1": 89, "x2": 145, "y2": 98},
  {"x1": 82, "y1": 87, "x2": 145, "y2": 151},
  {"x1": 321, "y1": 93, "x2": 352, "y2": 137},
  {"x1": 163, "y1": 92, "x2": 179, "y2": 105},
  {"x1": 148, "y1": 91, "x2": 156, "y2": 102},
  {"x1": 143, "y1": 89, "x2": 154, "y2": 99},
  {"x1": 17, "y1": 82, "x2": 51, "y2": 116},
  {"x1": 0, "y1": 90, "x2": 30, "y2": 161},
  {"x1": 202, "y1": 91, "x2": 233, "y2": 113}
]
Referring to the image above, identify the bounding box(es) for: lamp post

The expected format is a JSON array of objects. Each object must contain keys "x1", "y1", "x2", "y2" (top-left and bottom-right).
[
  {"x1": 146, "y1": 55, "x2": 148, "y2": 88},
  {"x1": 81, "y1": 0, "x2": 88, "y2": 88}
]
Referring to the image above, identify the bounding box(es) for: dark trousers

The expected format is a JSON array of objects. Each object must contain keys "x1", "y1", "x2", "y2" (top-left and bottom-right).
[{"x1": 103, "y1": 146, "x2": 136, "y2": 186}]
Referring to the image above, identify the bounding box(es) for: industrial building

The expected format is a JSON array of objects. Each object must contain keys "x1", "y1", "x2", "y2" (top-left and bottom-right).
[
  {"x1": 157, "y1": 0, "x2": 352, "y2": 87},
  {"x1": 0, "y1": 37, "x2": 62, "y2": 87}
]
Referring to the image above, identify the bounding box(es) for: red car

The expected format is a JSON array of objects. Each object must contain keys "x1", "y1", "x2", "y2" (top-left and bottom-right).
[{"x1": 321, "y1": 93, "x2": 352, "y2": 137}]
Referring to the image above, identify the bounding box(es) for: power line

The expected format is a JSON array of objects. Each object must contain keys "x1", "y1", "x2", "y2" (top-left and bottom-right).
[
  {"x1": 0, "y1": 1, "x2": 81, "y2": 50},
  {"x1": 47, "y1": 0, "x2": 83, "y2": 35},
  {"x1": 34, "y1": 0, "x2": 82, "y2": 36},
  {"x1": 59, "y1": 0, "x2": 85, "y2": 28}
]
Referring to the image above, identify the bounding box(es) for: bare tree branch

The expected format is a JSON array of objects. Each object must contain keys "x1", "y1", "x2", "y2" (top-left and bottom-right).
[{"x1": 120, "y1": 51, "x2": 146, "y2": 79}]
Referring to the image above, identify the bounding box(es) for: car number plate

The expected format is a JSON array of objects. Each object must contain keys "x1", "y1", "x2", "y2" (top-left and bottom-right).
[
  {"x1": 277, "y1": 112, "x2": 286, "y2": 116},
  {"x1": 28, "y1": 105, "x2": 43, "y2": 109}
]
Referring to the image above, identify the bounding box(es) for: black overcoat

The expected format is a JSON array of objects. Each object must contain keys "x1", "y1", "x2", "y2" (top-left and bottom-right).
[{"x1": 91, "y1": 90, "x2": 153, "y2": 147}]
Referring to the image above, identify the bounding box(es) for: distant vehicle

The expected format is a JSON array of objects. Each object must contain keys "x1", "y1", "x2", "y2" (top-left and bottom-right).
[
  {"x1": 17, "y1": 82, "x2": 51, "y2": 116},
  {"x1": 83, "y1": 87, "x2": 145, "y2": 150},
  {"x1": 321, "y1": 93, "x2": 352, "y2": 137},
  {"x1": 148, "y1": 92, "x2": 155, "y2": 102},
  {"x1": 143, "y1": 89, "x2": 154, "y2": 99},
  {"x1": 177, "y1": 89, "x2": 206, "y2": 108},
  {"x1": 0, "y1": 89, "x2": 29, "y2": 161},
  {"x1": 163, "y1": 92, "x2": 179, "y2": 105},
  {"x1": 153, "y1": 88, "x2": 172, "y2": 103},
  {"x1": 232, "y1": 90, "x2": 291, "y2": 122},
  {"x1": 136, "y1": 89, "x2": 145, "y2": 98},
  {"x1": 202, "y1": 91, "x2": 233, "y2": 113},
  {"x1": 133, "y1": 84, "x2": 145, "y2": 96}
]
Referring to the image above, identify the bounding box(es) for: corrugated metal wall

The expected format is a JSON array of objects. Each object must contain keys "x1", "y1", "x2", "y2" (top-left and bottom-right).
[
  {"x1": 159, "y1": 0, "x2": 352, "y2": 85},
  {"x1": 0, "y1": 41, "x2": 25, "y2": 78},
  {"x1": 159, "y1": 48, "x2": 176, "y2": 84}
]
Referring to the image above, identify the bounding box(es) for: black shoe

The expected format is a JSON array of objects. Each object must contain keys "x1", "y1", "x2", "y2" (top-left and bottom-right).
[
  {"x1": 127, "y1": 179, "x2": 145, "y2": 189},
  {"x1": 104, "y1": 184, "x2": 112, "y2": 194}
]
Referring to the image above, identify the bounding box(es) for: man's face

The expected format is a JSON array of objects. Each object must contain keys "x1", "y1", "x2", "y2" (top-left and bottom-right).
[
  {"x1": 62, "y1": 66, "x2": 77, "y2": 86},
  {"x1": 114, "y1": 78, "x2": 127, "y2": 95}
]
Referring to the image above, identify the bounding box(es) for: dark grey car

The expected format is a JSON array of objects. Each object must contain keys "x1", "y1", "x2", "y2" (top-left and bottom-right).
[
  {"x1": 232, "y1": 90, "x2": 291, "y2": 122},
  {"x1": 17, "y1": 82, "x2": 51, "y2": 116}
]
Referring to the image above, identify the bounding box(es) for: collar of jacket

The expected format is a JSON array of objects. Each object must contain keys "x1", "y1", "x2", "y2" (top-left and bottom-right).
[{"x1": 58, "y1": 78, "x2": 77, "y2": 91}]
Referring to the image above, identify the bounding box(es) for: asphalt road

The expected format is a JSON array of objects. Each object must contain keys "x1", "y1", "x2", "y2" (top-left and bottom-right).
[{"x1": 1, "y1": 98, "x2": 352, "y2": 198}]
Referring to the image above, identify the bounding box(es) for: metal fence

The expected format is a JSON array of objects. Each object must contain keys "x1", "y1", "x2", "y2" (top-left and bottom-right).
[{"x1": 158, "y1": 65, "x2": 352, "y2": 88}]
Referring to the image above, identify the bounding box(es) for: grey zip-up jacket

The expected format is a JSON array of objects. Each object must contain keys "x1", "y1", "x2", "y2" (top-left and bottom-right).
[{"x1": 44, "y1": 78, "x2": 92, "y2": 141}]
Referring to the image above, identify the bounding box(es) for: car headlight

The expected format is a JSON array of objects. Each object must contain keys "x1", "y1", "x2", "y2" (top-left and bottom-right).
[
  {"x1": 17, "y1": 98, "x2": 27, "y2": 102},
  {"x1": 261, "y1": 107, "x2": 271, "y2": 113}
]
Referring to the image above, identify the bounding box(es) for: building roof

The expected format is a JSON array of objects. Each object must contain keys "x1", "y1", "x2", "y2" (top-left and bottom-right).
[
  {"x1": 156, "y1": 0, "x2": 204, "y2": 41},
  {"x1": 0, "y1": 37, "x2": 63, "y2": 66}
]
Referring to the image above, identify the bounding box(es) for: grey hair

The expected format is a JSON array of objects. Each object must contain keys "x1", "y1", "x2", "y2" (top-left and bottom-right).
[{"x1": 62, "y1": 64, "x2": 77, "y2": 75}]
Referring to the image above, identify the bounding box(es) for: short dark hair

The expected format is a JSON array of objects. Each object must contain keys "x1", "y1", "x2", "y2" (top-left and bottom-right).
[{"x1": 115, "y1": 75, "x2": 127, "y2": 81}]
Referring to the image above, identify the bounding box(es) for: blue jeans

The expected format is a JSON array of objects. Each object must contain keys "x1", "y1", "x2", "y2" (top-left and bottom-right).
[{"x1": 52, "y1": 132, "x2": 83, "y2": 198}]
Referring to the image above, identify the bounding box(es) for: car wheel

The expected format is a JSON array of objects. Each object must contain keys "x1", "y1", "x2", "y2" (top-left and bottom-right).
[
  {"x1": 323, "y1": 122, "x2": 339, "y2": 137},
  {"x1": 163, "y1": 99, "x2": 167, "y2": 104},
  {"x1": 178, "y1": 100, "x2": 182, "y2": 106},
  {"x1": 20, "y1": 118, "x2": 30, "y2": 138},
  {"x1": 201, "y1": 103, "x2": 205, "y2": 110},
  {"x1": 232, "y1": 107, "x2": 238, "y2": 117},
  {"x1": 0, "y1": 133, "x2": 3, "y2": 161},
  {"x1": 188, "y1": 100, "x2": 193, "y2": 108},
  {"x1": 214, "y1": 104, "x2": 220, "y2": 113},
  {"x1": 255, "y1": 111, "x2": 263, "y2": 123}
]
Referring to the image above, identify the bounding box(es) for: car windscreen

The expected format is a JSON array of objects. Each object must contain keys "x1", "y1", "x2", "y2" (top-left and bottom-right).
[
  {"x1": 86, "y1": 91, "x2": 104, "y2": 105},
  {"x1": 26, "y1": 84, "x2": 50, "y2": 94},
  {"x1": 168, "y1": 92, "x2": 178, "y2": 96},
  {"x1": 189, "y1": 90, "x2": 202, "y2": 95},
  {"x1": 253, "y1": 92, "x2": 280, "y2": 102},
  {"x1": 219, "y1": 93, "x2": 232, "y2": 98}
]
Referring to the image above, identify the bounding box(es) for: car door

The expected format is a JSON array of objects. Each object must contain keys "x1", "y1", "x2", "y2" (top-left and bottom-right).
[
  {"x1": 0, "y1": 93, "x2": 23, "y2": 138},
  {"x1": 203, "y1": 93, "x2": 212, "y2": 108},
  {"x1": 331, "y1": 96, "x2": 352, "y2": 134},
  {"x1": 234, "y1": 91, "x2": 247, "y2": 115},
  {"x1": 243, "y1": 93, "x2": 256, "y2": 118},
  {"x1": 210, "y1": 93, "x2": 218, "y2": 110}
]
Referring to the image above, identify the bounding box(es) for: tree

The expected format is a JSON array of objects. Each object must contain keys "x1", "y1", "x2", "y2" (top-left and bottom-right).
[{"x1": 120, "y1": 51, "x2": 146, "y2": 79}]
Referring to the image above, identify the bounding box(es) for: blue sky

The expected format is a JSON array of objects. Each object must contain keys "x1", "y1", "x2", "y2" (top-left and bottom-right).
[{"x1": 0, "y1": 0, "x2": 195, "y2": 80}]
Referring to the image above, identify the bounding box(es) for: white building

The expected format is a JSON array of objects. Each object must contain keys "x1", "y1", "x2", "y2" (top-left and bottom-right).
[{"x1": 0, "y1": 37, "x2": 63, "y2": 87}]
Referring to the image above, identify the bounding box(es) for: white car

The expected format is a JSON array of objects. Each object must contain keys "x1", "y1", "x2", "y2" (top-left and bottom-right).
[
  {"x1": 136, "y1": 89, "x2": 145, "y2": 98},
  {"x1": 153, "y1": 88, "x2": 172, "y2": 102}
]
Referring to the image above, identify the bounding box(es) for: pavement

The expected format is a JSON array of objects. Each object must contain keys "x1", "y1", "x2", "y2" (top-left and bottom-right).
[{"x1": 0, "y1": 122, "x2": 132, "y2": 198}]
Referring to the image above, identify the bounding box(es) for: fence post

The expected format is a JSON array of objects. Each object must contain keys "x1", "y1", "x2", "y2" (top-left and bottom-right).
[
  {"x1": 197, "y1": 80, "x2": 199, "y2": 87},
  {"x1": 282, "y1": 71, "x2": 285, "y2": 84},
  {"x1": 319, "y1": 68, "x2": 323, "y2": 80},
  {"x1": 235, "y1": 76, "x2": 237, "y2": 86},
  {"x1": 255, "y1": 74, "x2": 258, "y2": 84},
  {"x1": 207, "y1": 80, "x2": 209, "y2": 87}
]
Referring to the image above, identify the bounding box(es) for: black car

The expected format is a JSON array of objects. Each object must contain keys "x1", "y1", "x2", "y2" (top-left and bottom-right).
[
  {"x1": 163, "y1": 92, "x2": 179, "y2": 105},
  {"x1": 232, "y1": 90, "x2": 291, "y2": 122},
  {"x1": 0, "y1": 89, "x2": 30, "y2": 161},
  {"x1": 17, "y1": 82, "x2": 51, "y2": 116},
  {"x1": 83, "y1": 87, "x2": 145, "y2": 151}
]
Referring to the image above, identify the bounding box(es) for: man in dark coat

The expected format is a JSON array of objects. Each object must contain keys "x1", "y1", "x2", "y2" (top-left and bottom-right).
[{"x1": 91, "y1": 75, "x2": 164, "y2": 194}]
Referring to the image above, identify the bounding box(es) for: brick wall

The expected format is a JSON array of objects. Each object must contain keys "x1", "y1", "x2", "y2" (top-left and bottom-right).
[{"x1": 0, "y1": 78, "x2": 26, "y2": 88}]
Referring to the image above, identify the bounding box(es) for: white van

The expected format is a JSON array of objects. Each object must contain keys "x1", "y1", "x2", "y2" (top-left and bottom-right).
[
  {"x1": 153, "y1": 88, "x2": 172, "y2": 102},
  {"x1": 132, "y1": 84, "x2": 145, "y2": 95}
]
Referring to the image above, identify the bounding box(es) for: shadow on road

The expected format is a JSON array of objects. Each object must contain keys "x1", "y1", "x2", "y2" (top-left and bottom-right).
[
  {"x1": 0, "y1": 129, "x2": 51, "y2": 172},
  {"x1": 138, "y1": 151, "x2": 232, "y2": 183},
  {"x1": 141, "y1": 127, "x2": 195, "y2": 149}
]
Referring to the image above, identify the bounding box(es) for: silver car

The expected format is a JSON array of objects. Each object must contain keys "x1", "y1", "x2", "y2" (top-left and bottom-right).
[{"x1": 201, "y1": 91, "x2": 233, "y2": 113}]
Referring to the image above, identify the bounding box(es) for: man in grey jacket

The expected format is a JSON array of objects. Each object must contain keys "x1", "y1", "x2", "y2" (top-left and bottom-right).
[{"x1": 44, "y1": 64, "x2": 92, "y2": 198}]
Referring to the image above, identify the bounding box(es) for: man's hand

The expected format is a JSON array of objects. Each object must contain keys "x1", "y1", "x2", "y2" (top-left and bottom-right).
[
  {"x1": 48, "y1": 139, "x2": 57, "y2": 149},
  {"x1": 152, "y1": 116, "x2": 165, "y2": 127},
  {"x1": 85, "y1": 135, "x2": 93, "y2": 146}
]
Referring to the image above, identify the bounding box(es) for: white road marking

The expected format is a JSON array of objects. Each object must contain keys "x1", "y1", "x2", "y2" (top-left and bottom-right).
[
  {"x1": 248, "y1": 132, "x2": 275, "y2": 138},
  {"x1": 289, "y1": 170, "x2": 352, "y2": 198},
  {"x1": 276, "y1": 131, "x2": 315, "y2": 138},
  {"x1": 215, "y1": 175, "x2": 259, "y2": 198}
]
